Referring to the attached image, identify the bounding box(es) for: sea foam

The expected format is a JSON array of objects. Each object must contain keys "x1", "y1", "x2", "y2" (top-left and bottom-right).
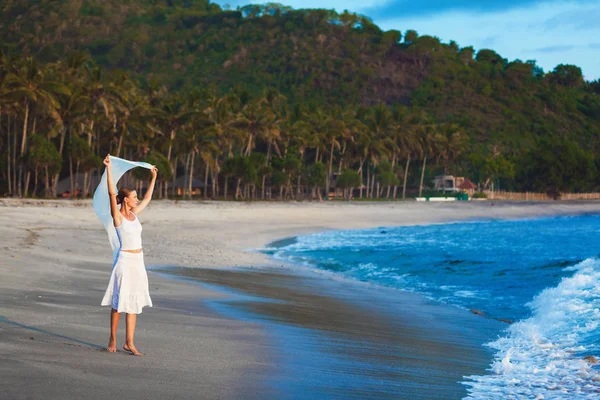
[{"x1": 463, "y1": 258, "x2": 600, "y2": 399}]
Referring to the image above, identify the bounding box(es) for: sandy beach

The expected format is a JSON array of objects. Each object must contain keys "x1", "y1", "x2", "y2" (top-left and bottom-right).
[{"x1": 2, "y1": 199, "x2": 600, "y2": 399}]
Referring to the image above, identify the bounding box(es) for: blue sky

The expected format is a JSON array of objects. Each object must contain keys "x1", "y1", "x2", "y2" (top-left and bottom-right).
[{"x1": 215, "y1": 0, "x2": 599, "y2": 80}]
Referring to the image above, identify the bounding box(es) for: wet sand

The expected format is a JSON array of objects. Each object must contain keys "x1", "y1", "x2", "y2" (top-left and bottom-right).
[
  {"x1": 157, "y1": 266, "x2": 504, "y2": 399},
  {"x1": 2, "y1": 199, "x2": 600, "y2": 399}
]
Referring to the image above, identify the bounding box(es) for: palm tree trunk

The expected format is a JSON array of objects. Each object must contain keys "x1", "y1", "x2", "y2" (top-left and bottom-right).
[
  {"x1": 211, "y1": 170, "x2": 218, "y2": 199},
  {"x1": 338, "y1": 141, "x2": 346, "y2": 174},
  {"x1": 188, "y1": 151, "x2": 195, "y2": 199},
  {"x1": 245, "y1": 133, "x2": 253, "y2": 157},
  {"x1": 366, "y1": 165, "x2": 370, "y2": 199},
  {"x1": 20, "y1": 103, "x2": 29, "y2": 156},
  {"x1": 213, "y1": 154, "x2": 219, "y2": 199},
  {"x1": 24, "y1": 171, "x2": 31, "y2": 197},
  {"x1": 169, "y1": 155, "x2": 178, "y2": 199},
  {"x1": 184, "y1": 152, "x2": 191, "y2": 198},
  {"x1": 17, "y1": 103, "x2": 30, "y2": 197},
  {"x1": 84, "y1": 172, "x2": 92, "y2": 197},
  {"x1": 284, "y1": 175, "x2": 290, "y2": 199},
  {"x1": 203, "y1": 160, "x2": 209, "y2": 199},
  {"x1": 82, "y1": 124, "x2": 93, "y2": 199},
  {"x1": 44, "y1": 167, "x2": 50, "y2": 197},
  {"x1": 326, "y1": 142, "x2": 334, "y2": 200},
  {"x1": 75, "y1": 161, "x2": 80, "y2": 197},
  {"x1": 224, "y1": 176, "x2": 229, "y2": 200},
  {"x1": 359, "y1": 168, "x2": 364, "y2": 199},
  {"x1": 69, "y1": 156, "x2": 74, "y2": 197},
  {"x1": 12, "y1": 114, "x2": 17, "y2": 195},
  {"x1": 296, "y1": 175, "x2": 301, "y2": 200},
  {"x1": 235, "y1": 177, "x2": 242, "y2": 200},
  {"x1": 402, "y1": 155, "x2": 411, "y2": 199},
  {"x1": 419, "y1": 156, "x2": 427, "y2": 197},
  {"x1": 117, "y1": 131, "x2": 124, "y2": 157},
  {"x1": 266, "y1": 140, "x2": 272, "y2": 161},
  {"x1": 358, "y1": 157, "x2": 365, "y2": 198},
  {"x1": 6, "y1": 111, "x2": 12, "y2": 194},
  {"x1": 32, "y1": 168, "x2": 38, "y2": 197},
  {"x1": 167, "y1": 129, "x2": 175, "y2": 161},
  {"x1": 51, "y1": 126, "x2": 67, "y2": 198}
]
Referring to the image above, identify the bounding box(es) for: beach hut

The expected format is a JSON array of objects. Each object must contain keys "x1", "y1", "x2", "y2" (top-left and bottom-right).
[
  {"x1": 171, "y1": 175, "x2": 205, "y2": 196},
  {"x1": 457, "y1": 178, "x2": 477, "y2": 196},
  {"x1": 56, "y1": 172, "x2": 102, "y2": 198},
  {"x1": 432, "y1": 175, "x2": 460, "y2": 192}
]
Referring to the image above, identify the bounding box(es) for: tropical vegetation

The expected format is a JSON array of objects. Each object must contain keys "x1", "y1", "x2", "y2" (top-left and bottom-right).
[{"x1": 0, "y1": 0, "x2": 599, "y2": 200}]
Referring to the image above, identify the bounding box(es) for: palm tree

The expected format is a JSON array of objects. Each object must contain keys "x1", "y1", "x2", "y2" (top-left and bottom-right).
[
  {"x1": 51, "y1": 69, "x2": 89, "y2": 197},
  {"x1": 3, "y1": 57, "x2": 66, "y2": 195},
  {"x1": 363, "y1": 104, "x2": 394, "y2": 198},
  {"x1": 392, "y1": 109, "x2": 419, "y2": 199},
  {"x1": 79, "y1": 64, "x2": 125, "y2": 196},
  {"x1": 157, "y1": 93, "x2": 199, "y2": 197},
  {"x1": 204, "y1": 94, "x2": 246, "y2": 197},
  {"x1": 413, "y1": 112, "x2": 436, "y2": 197},
  {"x1": 437, "y1": 123, "x2": 467, "y2": 177},
  {"x1": 295, "y1": 109, "x2": 341, "y2": 199},
  {"x1": 237, "y1": 98, "x2": 278, "y2": 157}
]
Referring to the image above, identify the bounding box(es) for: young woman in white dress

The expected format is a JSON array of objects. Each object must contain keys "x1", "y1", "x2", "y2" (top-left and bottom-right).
[{"x1": 101, "y1": 155, "x2": 157, "y2": 356}]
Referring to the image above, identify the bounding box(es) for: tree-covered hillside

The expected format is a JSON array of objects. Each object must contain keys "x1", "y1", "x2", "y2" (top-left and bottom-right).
[{"x1": 1, "y1": 0, "x2": 599, "y2": 199}]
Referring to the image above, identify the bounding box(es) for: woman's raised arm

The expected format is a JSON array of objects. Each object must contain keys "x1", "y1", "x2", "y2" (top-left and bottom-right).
[
  {"x1": 132, "y1": 166, "x2": 157, "y2": 215},
  {"x1": 104, "y1": 155, "x2": 122, "y2": 227}
]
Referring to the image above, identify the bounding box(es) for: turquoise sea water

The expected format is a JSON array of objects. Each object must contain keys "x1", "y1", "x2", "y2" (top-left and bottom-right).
[{"x1": 268, "y1": 214, "x2": 600, "y2": 399}]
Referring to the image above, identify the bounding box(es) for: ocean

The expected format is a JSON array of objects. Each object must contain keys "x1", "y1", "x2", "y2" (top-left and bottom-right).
[{"x1": 267, "y1": 214, "x2": 600, "y2": 399}]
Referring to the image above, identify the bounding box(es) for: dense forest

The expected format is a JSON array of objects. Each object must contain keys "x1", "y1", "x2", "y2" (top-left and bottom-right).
[{"x1": 0, "y1": 0, "x2": 599, "y2": 199}]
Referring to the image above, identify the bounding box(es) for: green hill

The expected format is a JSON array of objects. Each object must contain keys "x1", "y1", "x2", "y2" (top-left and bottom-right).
[{"x1": 1, "y1": 0, "x2": 599, "y2": 198}]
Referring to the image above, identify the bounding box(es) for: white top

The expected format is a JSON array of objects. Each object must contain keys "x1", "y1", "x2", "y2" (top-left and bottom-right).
[{"x1": 116, "y1": 213, "x2": 143, "y2": 250}]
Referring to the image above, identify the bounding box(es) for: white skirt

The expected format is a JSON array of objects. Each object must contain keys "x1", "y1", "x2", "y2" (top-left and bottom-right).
[{"x1": 101, "y1": 251, "x2": 153, "y2": 314}]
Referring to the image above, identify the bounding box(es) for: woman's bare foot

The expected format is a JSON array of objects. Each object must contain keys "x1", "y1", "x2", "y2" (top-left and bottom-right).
[
  {"x1": 123, "y1": 342, "x2": 144, "y2": 356},
  {"x1": 107, "y1": 339, "x2": 117, "y2": 353}
]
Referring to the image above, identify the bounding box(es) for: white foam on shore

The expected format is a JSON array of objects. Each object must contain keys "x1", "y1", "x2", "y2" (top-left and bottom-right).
[{"x1": 463, "y1": 258, "x2": 600, "y2": 399}]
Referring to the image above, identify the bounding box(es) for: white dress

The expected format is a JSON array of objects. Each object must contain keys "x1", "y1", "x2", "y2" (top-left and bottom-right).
[{"x1": 101, "y1": 214, "x2": 153, "y2": 314}]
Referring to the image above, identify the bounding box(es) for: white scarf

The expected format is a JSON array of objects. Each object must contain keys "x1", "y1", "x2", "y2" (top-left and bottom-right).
[{"x1": 93, "y1": 155, "x2": 153, "y2": 264}]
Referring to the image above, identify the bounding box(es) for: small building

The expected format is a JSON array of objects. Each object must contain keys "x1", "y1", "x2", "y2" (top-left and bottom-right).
[
  {"x1": 56, "y1": 172, "x2": 102, "y2": 197},
  {"x1": 432, "y1": 175, "x2": 476, "y2": 193},
  {"x1": 172, "y1": 175, "x2": 205, "y2": 196},
  {"x1": 433, "y1": 175, "x2": 459, "y2": 192},
  {"x1": 457, "y1": 178, "x2": 478, "y2": 196}
]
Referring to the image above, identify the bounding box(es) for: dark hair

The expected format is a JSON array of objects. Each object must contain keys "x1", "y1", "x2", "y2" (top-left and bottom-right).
[{"x1": 116, "y1": 187, "x2": 133, "y2": 205}]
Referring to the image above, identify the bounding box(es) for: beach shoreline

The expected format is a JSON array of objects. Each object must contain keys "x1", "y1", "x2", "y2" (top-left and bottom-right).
[{"x1": 2, "y1": 200, "x2": 600, "y2": 399}]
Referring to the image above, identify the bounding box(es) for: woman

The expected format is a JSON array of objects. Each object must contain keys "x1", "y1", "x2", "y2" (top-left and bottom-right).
[{"x1": 101, "y1": 154, "x2": 157, "y2": 356}]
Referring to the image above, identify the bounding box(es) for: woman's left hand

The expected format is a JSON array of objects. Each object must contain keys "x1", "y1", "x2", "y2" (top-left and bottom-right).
[{"x1": 151, "y1": 166, "x2": 158, "y2": 178}]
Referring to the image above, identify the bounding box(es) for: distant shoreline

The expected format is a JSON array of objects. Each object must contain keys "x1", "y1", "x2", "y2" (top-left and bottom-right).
[{"x1": 2, "y1": 196, "x2": 600, "y2": 208}]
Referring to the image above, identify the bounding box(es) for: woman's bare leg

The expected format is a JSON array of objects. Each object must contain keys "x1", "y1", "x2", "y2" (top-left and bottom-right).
[
  {"x1": 107, "y1": 308, "x2": 120, "y2": 352},
  {"x1": 124, "y1": 313, "x2": 143, "y2": 356}
]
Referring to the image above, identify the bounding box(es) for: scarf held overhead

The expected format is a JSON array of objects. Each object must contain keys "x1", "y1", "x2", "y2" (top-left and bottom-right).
[{"x1": 93, "y1": 156, "x2": 153, "y2": 263}]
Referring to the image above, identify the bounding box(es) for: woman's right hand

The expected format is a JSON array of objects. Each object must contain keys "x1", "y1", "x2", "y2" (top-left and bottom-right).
[{"x1": 104, "y1": 154, "x2": 111, "y2": 167}]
